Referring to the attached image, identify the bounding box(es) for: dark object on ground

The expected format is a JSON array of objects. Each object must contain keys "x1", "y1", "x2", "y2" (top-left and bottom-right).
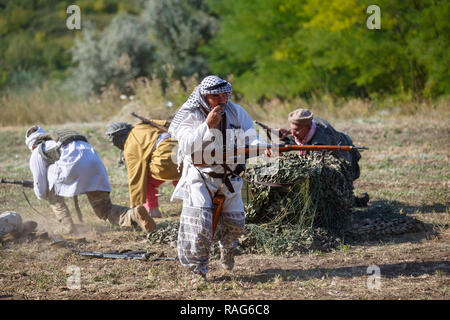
[
  {"x1": 354, "y1": 193, "x2": 370, "y2": 207},
  {"x1": 17, "y1": 221, "x2": 38, "y2": 238},
  {"x1": 78, "y1": 249, "x2": 177, "y2": 261}
]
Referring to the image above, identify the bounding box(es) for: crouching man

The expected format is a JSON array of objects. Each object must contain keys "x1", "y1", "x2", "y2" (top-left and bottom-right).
[
  {"x1": 25, "y1": 125, "x2": 155, "y2": 235},
  {"x1": 276, "y1": 109, "x2": 369, "y2": 206},
  {"x1": 105, "y1": 121, "x2": 180, "y2": 218}
]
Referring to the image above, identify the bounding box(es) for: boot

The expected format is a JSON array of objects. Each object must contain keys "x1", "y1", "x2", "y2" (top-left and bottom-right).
[
  {"x1": 126, "y1": 205, "x2": 156, "y2": 234},
  {"x1": 220, "y1": 248, "x2": 235, "y2": 271}
]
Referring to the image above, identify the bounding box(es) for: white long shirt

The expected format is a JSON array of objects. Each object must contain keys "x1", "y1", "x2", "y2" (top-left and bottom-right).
[
  {"x1": 169, "y1": 102, "x2": 264, "y2": 212},
  {"x1": 29, "y1": 140, "x2": 111, "y2": 199}
]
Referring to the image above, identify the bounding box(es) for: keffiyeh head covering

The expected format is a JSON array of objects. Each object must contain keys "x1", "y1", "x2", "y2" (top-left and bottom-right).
[
  {"x1": 190, "y1": 75, "x2": 232, "y2": 113},
  {"x1": 196, "y1": 75, "x2": 233, "y2": 111},
  {"x1": 168, "y1": 75, "x2": 233, "y2": 167},
  {"x1": 25, "y1": 125, "x2": 46, "y2": 151},
  {"x1": 170, "y1": 75, "x2": 232, "y2": 131}
]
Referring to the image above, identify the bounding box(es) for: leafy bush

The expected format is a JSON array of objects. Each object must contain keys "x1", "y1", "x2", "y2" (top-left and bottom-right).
[
  {"x1": 68, "y1": 0, "x2": 218, "y2": 95},
  {"x1": 70, "y1": 14, "x2": 156, "y2": 95},
  {"x1": 141, "y1": 0, "x2": 219, "y2": 85}
]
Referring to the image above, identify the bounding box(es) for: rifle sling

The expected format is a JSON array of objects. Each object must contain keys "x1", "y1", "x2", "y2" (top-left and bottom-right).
[
  {"x1": 22, "y1": 189, "x2": 83, "y2": 224},
  {"x1": 73, "y1": 195, "x2": 83, "y2": 223},
  {"x1": 22, "y1": 190, "x2": 59, "y2": 223},
  {"x1": 205, "y1": 166, "x2": 235, "y2": 193}
]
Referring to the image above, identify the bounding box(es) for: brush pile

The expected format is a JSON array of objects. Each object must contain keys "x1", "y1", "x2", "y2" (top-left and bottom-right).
[{"x1": 242, "y1": 151, "x2": 354, "y2": 255}]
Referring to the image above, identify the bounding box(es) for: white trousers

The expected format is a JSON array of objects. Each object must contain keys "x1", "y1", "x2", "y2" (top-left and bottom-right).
[{"x1": 177, "y1": 205, "x2": 245, "y2": 275}]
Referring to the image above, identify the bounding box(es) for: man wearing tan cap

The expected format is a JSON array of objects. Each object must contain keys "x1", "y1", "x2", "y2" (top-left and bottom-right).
[{"x1": 278, "y1": 108, "x2": 369, "y2": 207}]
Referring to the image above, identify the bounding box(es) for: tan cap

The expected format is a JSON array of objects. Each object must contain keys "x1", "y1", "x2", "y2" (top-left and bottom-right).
[{"x1": 288, "y1": 109, "x2": 313, "y2": 126}]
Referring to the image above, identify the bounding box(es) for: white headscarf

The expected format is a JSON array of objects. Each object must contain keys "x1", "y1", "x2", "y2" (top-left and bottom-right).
[
  {"x1": 25, "y1": 126, "x2": 46, "y2": 151},
  {"x1": 168, "y1": 75, "x2": 233, "y2": 168},
  {"x1": 169, "y1": 75, "x2": 233, "y2": 133}
]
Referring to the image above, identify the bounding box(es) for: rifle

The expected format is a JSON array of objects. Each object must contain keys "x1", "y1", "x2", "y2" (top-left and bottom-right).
[
  {"x1": 78, "y1": 250, "x2": 177, "y2": 261},
  {"x1": 254, "y1": 121, "x2": 291, "y2": 144},
  {"x1": 211, "y1": 193, "x2": 225, "y2": 239},
  {"x1": 0, "y1": 178, "x2": 33, "y2": 188},
  {"x1": 0, "y1": 178, "x2": 84, "y2": 223},
  {"x1": 131, "y1": 112, "x2": 169, "y2": 133},
  {"x1": 192, "y1": 144, "x2": 368, "y2": 167}
]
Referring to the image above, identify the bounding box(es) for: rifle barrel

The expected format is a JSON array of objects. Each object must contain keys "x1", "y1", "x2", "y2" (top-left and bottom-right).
[
  {"x1": 131, "y1": 112, "x2": 169, "y2": 132},
  {"x1": 255, "y1": 121, "x2": 283, "y2": 138},
  {"x1": 0, "y1": 178, "x2": 34, "y2": 188},
  {"x1": 240, "y1": 145, "x2": 356, "y2": 153},
  {"x1": 277, "y1": 145, "x2": 355, "y2": 152}
]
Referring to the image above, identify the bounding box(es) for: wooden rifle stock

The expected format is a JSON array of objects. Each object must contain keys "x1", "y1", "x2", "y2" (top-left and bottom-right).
[
  {"x1": 191, "y1": 144, "x2": 367, "y2": 166},
  {"x1": 261, "y1": 145, "x2": 357, "y2": 152},
  {"x1": 211, "y1": 193, "x2": 225, "y2": 239}
]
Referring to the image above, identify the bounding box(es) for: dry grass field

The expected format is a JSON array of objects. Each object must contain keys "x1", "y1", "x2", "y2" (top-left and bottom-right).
[{"x1": 0, "y1": 105, "x2": 448, "y2": 301}]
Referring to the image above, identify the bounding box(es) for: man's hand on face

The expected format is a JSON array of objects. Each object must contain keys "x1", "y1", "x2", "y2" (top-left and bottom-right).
[
  {"x1": 205, "y1": 93, "x2": 228, "y2": 129},
  {"x1": 206, "y1": 104, "x2": 225, "y2": 129}
]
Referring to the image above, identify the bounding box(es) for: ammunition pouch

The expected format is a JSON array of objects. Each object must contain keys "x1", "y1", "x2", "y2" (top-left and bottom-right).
[
  {"x1": 35, "y1": 129, "x2": 88, "y2": 164},
  {"x1": 205, "y1": 164, "x2": 245, "y2": 194}
]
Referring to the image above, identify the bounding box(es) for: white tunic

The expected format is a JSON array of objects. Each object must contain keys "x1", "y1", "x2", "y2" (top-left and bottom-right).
[
  {"x1": 169, "y1": 102, "x2": 263, "y2": 212},
  {"x1": 29, "y1": 140, "x2": 111, "y2": 199}
]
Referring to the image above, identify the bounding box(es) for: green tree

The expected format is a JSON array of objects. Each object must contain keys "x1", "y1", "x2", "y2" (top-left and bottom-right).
[
  {"x1": 70, "y1": 14, "x2": 156, "y2": 95},
  {"x1": 204, "y1": 0, "x2": 449, "y2": 100},
  {"x1": 0, "y1": 0, "x2": 140, "y2": 90},
  {"x1": 69, "y1": 0, "x2": 219, "y2": 94},
  {"x1": 141, "y1": 0, "x2": 219, "y2": 85}
]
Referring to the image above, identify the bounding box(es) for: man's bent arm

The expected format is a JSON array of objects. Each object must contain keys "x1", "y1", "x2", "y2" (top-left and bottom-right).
[{"x1": 29, "y1": 150, "x2": 49, "y2": 199}]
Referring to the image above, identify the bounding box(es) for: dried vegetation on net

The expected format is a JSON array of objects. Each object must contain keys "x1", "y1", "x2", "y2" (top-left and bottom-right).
[{"x1": 242, "y1": 152, "x2": 353, "y2": 255}]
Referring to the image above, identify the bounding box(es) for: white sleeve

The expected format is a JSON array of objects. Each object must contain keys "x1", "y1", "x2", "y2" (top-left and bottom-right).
[
  {"x1": 29, "y1": 149, "x2": 49, "y2": 199},
  {"x1": 173, "y1": 112, "x2": 215, "y2": 156}
]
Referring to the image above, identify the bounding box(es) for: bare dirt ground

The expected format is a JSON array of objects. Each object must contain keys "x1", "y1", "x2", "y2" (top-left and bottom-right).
[{"x1": 0, "y1": 115, "x2": 449, "y2": 300}]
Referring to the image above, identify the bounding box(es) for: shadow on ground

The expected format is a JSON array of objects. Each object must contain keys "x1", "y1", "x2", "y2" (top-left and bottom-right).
[
  {"x1": 339, "y1": 199, "x2": 445, "y2": 246},
  {"x1": 356, "y1": 199, "x2": 449, "y2": 216},
  {"x1": 216, "y1": 260, "x2": 450, "y2": 284}
]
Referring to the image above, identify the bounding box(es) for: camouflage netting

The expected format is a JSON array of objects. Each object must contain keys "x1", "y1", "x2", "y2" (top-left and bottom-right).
[
  {"x1": 242, "y1": 152, "x2": 354, "y2": 255},
  {"x1": 148, "y1": 152, "x2": 429, "y2": 256}
]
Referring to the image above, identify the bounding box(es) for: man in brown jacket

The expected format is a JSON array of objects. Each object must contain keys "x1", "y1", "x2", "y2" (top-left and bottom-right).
[
  {"x1": 275, "y1": 108, "x2": 369, "y2": 207},
  {"x1": 106, "y1": 121, "x2": 180, "y2": 218}
]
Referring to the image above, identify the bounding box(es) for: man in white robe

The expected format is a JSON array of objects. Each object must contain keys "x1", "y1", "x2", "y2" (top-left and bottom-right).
[
  {"x1": 169, "y1": 75, "x2": 263, "y2": 282},
  {"x1": 25, "y1": 126, "x2": 156, "y2": 235}
]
